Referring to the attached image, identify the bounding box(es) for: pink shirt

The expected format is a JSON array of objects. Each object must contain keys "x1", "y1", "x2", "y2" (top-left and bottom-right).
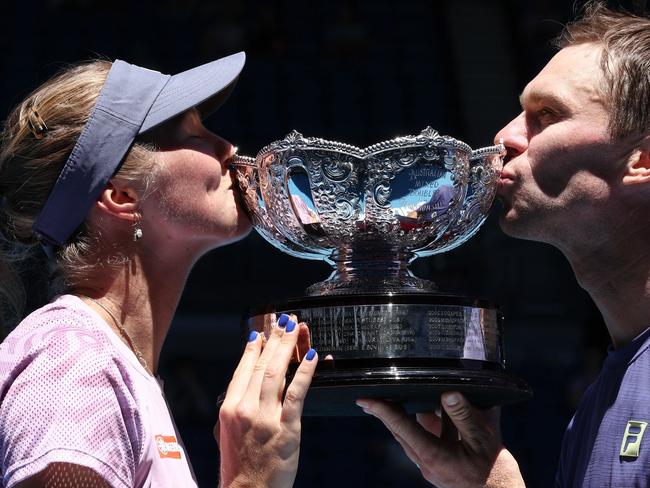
[{"x1": 0, "y1": 295, "x2": 198, "y2": 487}]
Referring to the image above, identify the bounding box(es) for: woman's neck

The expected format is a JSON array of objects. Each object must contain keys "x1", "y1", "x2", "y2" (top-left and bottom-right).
[{"x1": 74, "y1": 247, "x2": 196, "y2": 374}]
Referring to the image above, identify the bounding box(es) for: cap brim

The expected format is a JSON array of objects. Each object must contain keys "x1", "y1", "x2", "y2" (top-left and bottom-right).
[{"x1": 138, "y1": 51, "x2": 245, "y2": 134}]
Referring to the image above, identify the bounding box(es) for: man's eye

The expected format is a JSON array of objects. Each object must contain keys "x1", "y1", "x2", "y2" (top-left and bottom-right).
[
  {"x1": 538, "y1": 108, "x2": 557, "y2": 119},
  {"x1": 529, "y1": 108, "x2": 559, "y2": 128}
]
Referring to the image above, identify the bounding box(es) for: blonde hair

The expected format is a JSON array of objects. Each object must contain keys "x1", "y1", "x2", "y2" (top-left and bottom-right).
[{"x1": 0, "y1": 61, "x2": 158, "y2": 333}]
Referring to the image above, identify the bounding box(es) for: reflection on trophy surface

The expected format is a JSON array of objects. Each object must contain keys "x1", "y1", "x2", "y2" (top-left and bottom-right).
[{"x1": 231, "y1": 127, "x2": 531, "y2": 415}]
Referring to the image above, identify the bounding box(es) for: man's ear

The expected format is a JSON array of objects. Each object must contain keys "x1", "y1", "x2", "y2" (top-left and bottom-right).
[
  {"x1": 623, "y1": 135, "x2": 650, "y2": 185},
  {"x1": 96, "y1": 180, "x2": 140, "y2": 222}
]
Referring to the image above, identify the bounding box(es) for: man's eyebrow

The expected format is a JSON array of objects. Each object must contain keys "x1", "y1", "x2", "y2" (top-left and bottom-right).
[
  {"x1": 519, "y1": 90, "x2": 570, "y2": 109},
  {"x1": 518, "y1": 92, "x2": 525, "y2": 108}
]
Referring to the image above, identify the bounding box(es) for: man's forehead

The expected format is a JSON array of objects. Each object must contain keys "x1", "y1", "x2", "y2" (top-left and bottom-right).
[{"x1": 520, "y1": 44, "x2": 606, "y2": 108}]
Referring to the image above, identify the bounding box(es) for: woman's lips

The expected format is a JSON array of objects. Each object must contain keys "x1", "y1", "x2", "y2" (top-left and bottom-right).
[{"x1": 497, "y1": 171, "x2": 516, "y2": 193}]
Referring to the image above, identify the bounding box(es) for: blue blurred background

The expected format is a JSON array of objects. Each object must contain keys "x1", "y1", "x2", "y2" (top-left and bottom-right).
[{"x1": 3, "y1": 0, "x2": 645, "y2": 486}]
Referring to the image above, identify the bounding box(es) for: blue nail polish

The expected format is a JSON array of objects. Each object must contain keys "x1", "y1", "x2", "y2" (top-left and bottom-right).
[
  {"x1": 248, "y1": 330, "x2": 258, "y2": 342},
  {"x1": 286, "y1": 320, "x2": 296, "y2": 333},
  {"x1": 278, "y1": 314, "x2": 289, "y2": 328},
  {"x1": 305, "y1": 348, "x2": 316, "y2": 361}
]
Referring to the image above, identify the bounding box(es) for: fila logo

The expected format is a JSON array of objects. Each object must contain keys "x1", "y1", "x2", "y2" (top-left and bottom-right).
[
  {"x1": 620, "y1": 421, "x2": 648, "y2": 458},
  {"x1": 155, "y1": 435, "x2": 182, "y2": 459}
]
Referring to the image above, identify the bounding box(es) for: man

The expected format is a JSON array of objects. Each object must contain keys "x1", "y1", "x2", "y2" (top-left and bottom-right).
[{"x1": 356, "y1": 2, "x2": 650, "y2": 487}]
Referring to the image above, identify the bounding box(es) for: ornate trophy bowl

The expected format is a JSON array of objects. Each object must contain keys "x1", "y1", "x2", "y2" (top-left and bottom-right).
[{"x1": 232, "y1": 128, "x2": 531, "y2": 415}]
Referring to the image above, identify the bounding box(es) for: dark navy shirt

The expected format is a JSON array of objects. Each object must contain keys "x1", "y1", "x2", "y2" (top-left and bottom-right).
[{"x1": 556, "y1": 326, "x2": 650, "y2": 487}]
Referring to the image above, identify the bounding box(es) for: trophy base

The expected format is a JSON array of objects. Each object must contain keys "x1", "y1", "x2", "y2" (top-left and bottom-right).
[
  {"x1": 288, "y1": 358, "x2": 531, "y2": 416},
  {"x1": 247, "y1": 293, "x2": 532, "y2": 416}
]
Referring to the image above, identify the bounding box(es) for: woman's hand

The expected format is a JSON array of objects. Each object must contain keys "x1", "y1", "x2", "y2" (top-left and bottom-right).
[
  {"x1": 217, "y1": 314, "x2": 318, "y2": 488},
  {"x1": 357, "y1": 392, "x2": 525, "y2": 488}
]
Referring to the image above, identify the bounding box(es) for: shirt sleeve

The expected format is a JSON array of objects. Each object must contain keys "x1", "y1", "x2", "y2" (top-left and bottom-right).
[{"x1": 0, "y1": 322, "x2": 145, "y2": 488}]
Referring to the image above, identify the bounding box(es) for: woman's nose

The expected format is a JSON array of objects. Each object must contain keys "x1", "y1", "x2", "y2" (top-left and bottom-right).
[
  {"x1": 495, "y1": 112, "x2": 528, "y2": 160},
  {"x1": 210, "y1": 133, "x2": 236, "y2": 163}
]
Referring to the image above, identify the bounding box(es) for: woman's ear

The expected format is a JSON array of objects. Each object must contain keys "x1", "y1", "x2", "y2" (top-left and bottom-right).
[
  {"x1": 96, "y1": 180, "x2": 140, "y2": 223},
  {"x1": 623, "y1": 135, "x2": 650, "y2": 185}
]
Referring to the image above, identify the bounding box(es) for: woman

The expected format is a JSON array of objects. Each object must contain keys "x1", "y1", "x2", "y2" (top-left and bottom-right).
[{"x1": 0, "y1": 52, "x2": 318, "y2": 487}]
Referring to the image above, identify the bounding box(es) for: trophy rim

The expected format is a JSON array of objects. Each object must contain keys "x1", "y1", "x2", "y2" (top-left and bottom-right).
[
  {"x1": 230, "y1": 154, "x2": 256, "y2": 167},
  {"x1": 471, "y1": 143, "x2": 507, "y2": 159},
  {"x1": 257, "y1": 130, "x2": 366, "y2": 161},
  {"x1": 231, "y1": 136, "x2": 507, "y2": 167},
  {"x1": 364, "y1": 126, "x2": 473, "y2": 157},
  {"x1": 245, "y1": 291, "x2": 501, "y2": 315}
]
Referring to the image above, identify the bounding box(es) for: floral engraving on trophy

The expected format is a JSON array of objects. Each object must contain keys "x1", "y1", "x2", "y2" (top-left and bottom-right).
[
  {"x1": 231, "y1": 128, "x2": 504, "y2": 296},
  {"x1": 432, "y1": 148, "x2": 503, "y2": 253},
  {"x1": 233, "y1": 158, "x2": 310, "y2": 258},
  {"x1": 303, "y1": 152, "x2": 359, "y2": 240}
]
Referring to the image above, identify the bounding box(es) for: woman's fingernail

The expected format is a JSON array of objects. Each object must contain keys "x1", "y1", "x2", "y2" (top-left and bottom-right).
[
  {"x1": 286, "y1": 320, "x2": 296, "y2": 333},
  {"x1": 248, "y1": 330, "x2": 258, "y2": 342},
  {"x1": 305, "y1": 348, "x2": 317, "y2": 361},
  {"x1": 278, "y1": 314, "x2": 289, "y2": 328},
  {"x1": 444, "y1": 393, "x2": 461, "y2": 406}
]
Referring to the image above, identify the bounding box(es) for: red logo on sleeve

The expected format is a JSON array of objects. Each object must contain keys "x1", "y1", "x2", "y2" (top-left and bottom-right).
[{"x1": 155, "y1": 435, "x2": 182, "y2": 459}]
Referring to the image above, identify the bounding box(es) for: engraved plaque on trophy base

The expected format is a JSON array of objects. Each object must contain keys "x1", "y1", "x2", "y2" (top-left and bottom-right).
[{"x1": 247, "y1": 293, "x2": 532, "y2": 416}]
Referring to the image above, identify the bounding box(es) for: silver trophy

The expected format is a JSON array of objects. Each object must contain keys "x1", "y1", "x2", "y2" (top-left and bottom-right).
[{"x1": 231, "y1": 127, "x2": 531, "y2": 415}]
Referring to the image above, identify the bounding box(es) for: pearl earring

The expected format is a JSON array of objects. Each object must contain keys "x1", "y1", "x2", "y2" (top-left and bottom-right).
[{"x1": 133, "y1": 212, "x2": 143, "y2": 242}]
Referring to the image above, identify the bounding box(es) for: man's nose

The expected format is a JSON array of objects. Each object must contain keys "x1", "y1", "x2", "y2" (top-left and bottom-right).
[{"x1": 494, "y1": 112, "x2": 527, "y2": 160}]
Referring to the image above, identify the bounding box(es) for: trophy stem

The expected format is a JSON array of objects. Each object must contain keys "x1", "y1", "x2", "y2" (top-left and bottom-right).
[{"x1": 306, "y1": 247, "x2": 437, "y2": 296}]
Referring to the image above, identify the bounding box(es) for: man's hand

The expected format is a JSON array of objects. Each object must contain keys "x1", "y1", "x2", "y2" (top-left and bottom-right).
[
  {"x1": 217, "y1": 314, "x2": 318, "y2": 488},
  {"x1": 357, "y1": 392, "x2": 525, "y2": 488}
]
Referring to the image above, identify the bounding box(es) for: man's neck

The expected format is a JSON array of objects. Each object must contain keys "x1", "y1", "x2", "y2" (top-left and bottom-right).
[{"x1": 563, "y1": 228, "x2": 650, "y2": 349}]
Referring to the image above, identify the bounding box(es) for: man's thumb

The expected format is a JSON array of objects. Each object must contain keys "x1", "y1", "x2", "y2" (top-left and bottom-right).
[{"x1": 441, "y1": 392, "x2": 479, "y2": 445}]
